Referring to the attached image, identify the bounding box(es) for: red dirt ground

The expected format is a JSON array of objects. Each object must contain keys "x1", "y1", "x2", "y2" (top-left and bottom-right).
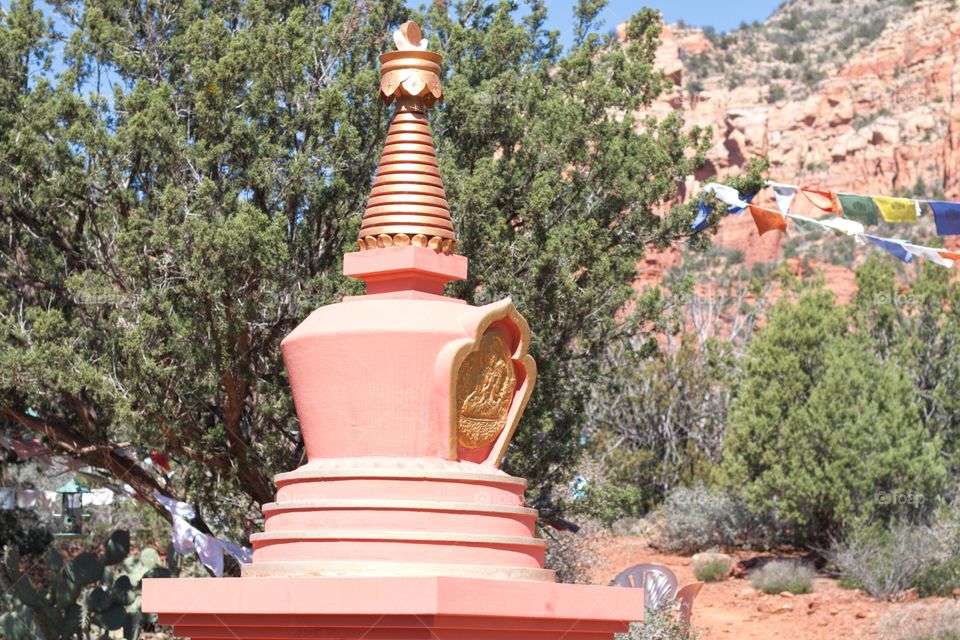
[{"x1": 595, "y1": 536, "x2": 960, "y2": 639}]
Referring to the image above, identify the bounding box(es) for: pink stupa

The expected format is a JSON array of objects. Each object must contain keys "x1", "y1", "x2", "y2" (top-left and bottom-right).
[{"x1": 143, "y1": 21, "x2": 643, "y2": 639}]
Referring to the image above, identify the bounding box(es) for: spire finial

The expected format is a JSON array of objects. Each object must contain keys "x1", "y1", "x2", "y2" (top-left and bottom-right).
[{"x1": 358, "y1": 21, "x2": 455, "y2": 254}]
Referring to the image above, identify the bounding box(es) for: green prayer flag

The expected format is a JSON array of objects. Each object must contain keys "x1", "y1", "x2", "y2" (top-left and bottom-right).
[
  {"x1": 837, "y1": 193, "x2": 879, "y2": 226},
  {"x1": 788, "y1": 215, "x2": 824, "y2": 235}
]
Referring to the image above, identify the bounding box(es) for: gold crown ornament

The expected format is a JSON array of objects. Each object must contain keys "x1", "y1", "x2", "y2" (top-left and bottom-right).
[{"x1": 358, "y1": 22, "x2": 456, "y2": 255}]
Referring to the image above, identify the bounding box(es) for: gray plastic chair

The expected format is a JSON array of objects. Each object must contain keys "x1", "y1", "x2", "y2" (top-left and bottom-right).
[{"x1": 612, "y1": 563, "x2": 679, "y2": 612}]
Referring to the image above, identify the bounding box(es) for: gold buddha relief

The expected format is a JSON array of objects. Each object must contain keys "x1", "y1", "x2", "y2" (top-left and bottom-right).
[{"x1": 456, "y1": 329, "x2": 517, "y2": 449}]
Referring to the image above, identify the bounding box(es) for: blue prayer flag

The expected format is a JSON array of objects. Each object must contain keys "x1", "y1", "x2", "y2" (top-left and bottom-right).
[
  {"x1": 692, "y1": 200, "x2": 712, "y2": 231},
  {"x1": 692, "y1": 189, "x2": 756, "y2": 232},
  {"x1": 865, "y1": 235, "x2": 913, "y2": 264},
  {"x1": 929, "y1": 201, "x2": 960, "y2": 236},
  {"x1": 728, "y1": 191, "x2": 757, "y2": 215}
]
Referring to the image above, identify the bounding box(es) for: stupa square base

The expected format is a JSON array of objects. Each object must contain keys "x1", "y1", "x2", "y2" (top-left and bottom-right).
[{"x1": 144, "y1": 575, "x2": 642, "y2": 640}]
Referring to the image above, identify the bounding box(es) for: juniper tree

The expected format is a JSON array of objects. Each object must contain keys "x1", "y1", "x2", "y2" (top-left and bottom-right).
[
  {"x1": 720, "y1": 284, "x2": 946, "y2": 541},
  {"x1": 0, "y1": 0, "x2": 755, "y2": 539}
]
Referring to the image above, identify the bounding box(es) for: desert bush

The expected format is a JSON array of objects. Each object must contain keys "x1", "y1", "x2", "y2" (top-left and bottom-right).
[
  {"x1": 543, "y1": 521, "x2": 608, "y2": 585},
  {"x1": 832, "y1": 499, "x2": 960, "y2": 599},
  {"x1": 574, "y1": 483, "x2": 647, "y2": 527},
  {"x1": 582, "y1": 334, "x2": 741, "y2": 515},
  {"x1": 616, "y1": 603, "x2": 698, "y2": 640},
  {"x1": 650, "y1": 486, "x2": 776, "y2": 554},
  {"x1": 829, "y1": 522, "x2": 940, "y2": 599},
  {"x1": 750, "y1": 560, "x2": 815, "y2": 595},
  {"x1": 876, "y1": 603, "x2": 960, "y2": 640},
  {"x1": 610, "y1": 519, "x2": 647, "y2": 536},
  {"x1": 692, "y1": 554, "x2": 732, "y2": 582},
  {"x1": 913, "y1": 557, "x2": 960, "y2": 598}
]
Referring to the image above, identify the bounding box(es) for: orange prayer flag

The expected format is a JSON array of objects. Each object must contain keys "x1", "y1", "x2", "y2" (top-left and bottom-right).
[
  {"x1": 938, "y1": 249, "x2": 960, "y2": 261},
  {"x1": 801, "y1": 187, "x2": 839, "y2": 213},
  {"x1": 749, "y1": 204, "x2": 787, "y2": 236}
]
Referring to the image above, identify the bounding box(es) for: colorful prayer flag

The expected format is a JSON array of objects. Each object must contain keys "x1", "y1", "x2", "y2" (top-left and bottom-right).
[
  {"x1": 696, "y1": 182, "x2": 956, "y2": 269},
  {"x1": 929, "y1": 201, "x2": 960, "y2": 236},
  {"x1": 903, "y1": 243, "x2": 955, "y2": 267},
  {"x1": 749, "y1": 205, "x2": 787, "y2": 236},
  {"x1": 692, "y1": 200, "x2": 712, "y2": 231},
  {"x1": 692, "y1": 187, "x2": 755, "y2": 231},
  {"x1": 149, "y1": 450, "x2": 171, "y2": 471},
  {"x1": 787, "y1": 214, "x2": 824, "y2": 234},
  {"x1": 864, "y1": 235, "x2": 912, "y2": 263},
  {"x1": 819, "y1": 217, "x2": 865, "y2": 236},
  {"x1": 939, "y1": 249, "x2": 960, "y2": 261},
  {"x1": 801, "y1": 188, "x2": 839, "y2": 213},
  {"x1": 873, "y1": 196, "x2": 918, "y2": 223},
  {"x1": 704, "y1": 183, "x2": 750, "y2": 210},
  {"x1": 838, "y1": 194, "x2": 880, "y2": 226},
  {"x1": 728, "y1": 191, "x2": 757, "y2": 215},
  {"x1": 769, "y1": 182, "x2": 797, "y2": 215}
]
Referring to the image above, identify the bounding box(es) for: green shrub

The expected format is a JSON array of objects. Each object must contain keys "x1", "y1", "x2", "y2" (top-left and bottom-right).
[
  {"x1": 833, "y1": 500, "x2": 960, "y2": 599},
  {"x1": 801, "y1": 68, "x2": 826, "y2": 85},
  {"x1": 913, "y1": 499, "x2": 960, "y2": 597},
  {"x1": 574, "y1": 483, "x2": 646, "y2": 527},
  {"x1": 616, "y1": 602, "x2": 698, "y2": 640},
  {"x1": 543, "y1": 523, "x2": 607, "y2": 585},
  {"x1": 750, "y1": 560, "x2": 815, "y2": 595},
  {"x1": 650, "y1": 486, "x2": 776, "y2": 554},
  {"x1": 720, "y1": 289, "x2": 946, "y2": 543},
  {"x1": 913, "y1": 557, "x2": 960, "y2": 597},
  {"x1": 692, "y1": 555, "x2": 732, "y2": 582}
]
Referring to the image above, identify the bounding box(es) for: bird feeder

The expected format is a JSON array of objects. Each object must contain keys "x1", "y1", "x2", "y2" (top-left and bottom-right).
[{"x1": 54, "y1": 478, "x2": 90, "y2": 536}]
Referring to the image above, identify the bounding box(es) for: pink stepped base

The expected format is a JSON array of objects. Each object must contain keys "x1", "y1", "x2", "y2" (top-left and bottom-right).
[
  {"x1": 245, "y1": 457, "x2": 550, "y2": 581},
  {"x1": 143, "y1": 576, "x2": 642, "y2": 639}
]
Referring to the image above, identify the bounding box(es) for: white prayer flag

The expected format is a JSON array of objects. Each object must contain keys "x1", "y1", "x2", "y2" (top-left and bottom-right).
[
  {"x1": 170, "y1": 516, "x2": 198, "y2": 554},
  {"x1": 767, "y1": 181, "x2": 798, "y2": 216},
  {"x1": 155, "y1": 492, "x2": 196, "y2": 520},
  {"x1": 903, "y1": 243, "x2": 955, "y2": 267},
  {"x1": 703, "y1": 183, "x2": 749, "y2": 209},
  {"x1": 221, "y1": 540, "x2": 253, "y2": 564},
  {"x1": 194, "y1": 532, "x2": 225, "y2": 577}
]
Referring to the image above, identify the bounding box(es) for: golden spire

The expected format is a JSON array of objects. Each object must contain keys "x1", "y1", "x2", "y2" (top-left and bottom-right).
[{"x1": 358, "y1": 22, "x2": 456, "y2": 255}]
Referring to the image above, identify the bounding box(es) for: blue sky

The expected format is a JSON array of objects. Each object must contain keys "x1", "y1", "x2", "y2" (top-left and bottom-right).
[{"x1": 538, "y1": 0, "x2": 784, "y2": 44}]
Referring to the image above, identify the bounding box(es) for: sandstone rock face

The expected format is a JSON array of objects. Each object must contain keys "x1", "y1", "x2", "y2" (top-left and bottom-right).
[{"x1": 630, "y1": 0, "x2": 960, "y2": 296}]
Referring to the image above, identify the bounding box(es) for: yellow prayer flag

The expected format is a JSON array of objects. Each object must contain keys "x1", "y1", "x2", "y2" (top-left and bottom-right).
[{"x1": 873, "y1": 196, "x2": 918, "y2": 223}]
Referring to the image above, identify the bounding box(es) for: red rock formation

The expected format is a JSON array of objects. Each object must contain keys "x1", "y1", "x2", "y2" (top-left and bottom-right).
[{"x1": 629, "y1": 0, "x2": 960, "y2": 305}]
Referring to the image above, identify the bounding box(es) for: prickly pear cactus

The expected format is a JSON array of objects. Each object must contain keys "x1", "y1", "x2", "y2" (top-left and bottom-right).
[{"x1": 0, "y1": 529, "x2": 176, "y2": 640}]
